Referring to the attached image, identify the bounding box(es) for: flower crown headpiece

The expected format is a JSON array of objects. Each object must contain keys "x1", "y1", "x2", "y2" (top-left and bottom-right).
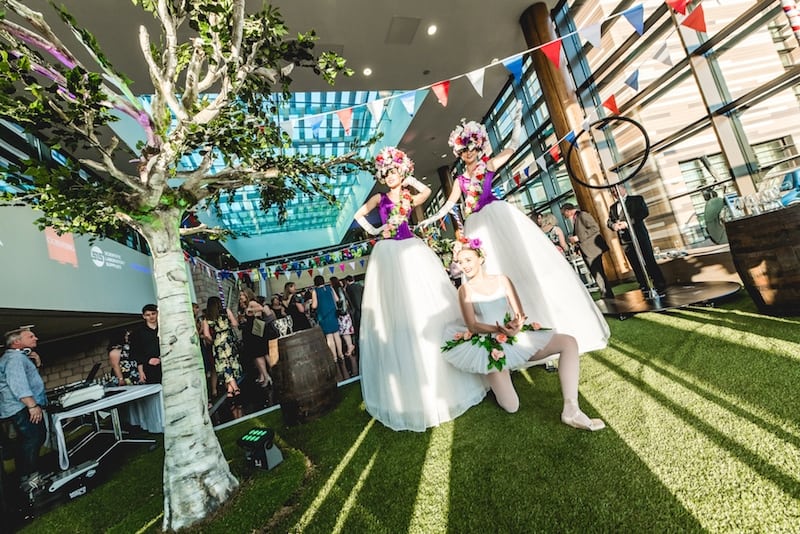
[
  {"x1": 452, "y1": 235, "x2": 484, "y2": 257},
  {"x1": 374, "y1": 146, "x2": 414, "y2": 182},
  {"x1": 448, "y1": 119, "x2": 491, "y2": 157}
]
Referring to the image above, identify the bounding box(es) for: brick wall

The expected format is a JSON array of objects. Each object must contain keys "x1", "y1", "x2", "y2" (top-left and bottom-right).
[{"x1": 39, "y1": 327, "x2": 125, "y2": 388}]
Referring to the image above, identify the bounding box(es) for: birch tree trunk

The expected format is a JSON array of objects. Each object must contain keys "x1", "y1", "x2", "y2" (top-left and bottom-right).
[{"x1": 140, "y1": 206, "x2": 239, "y2": 531}]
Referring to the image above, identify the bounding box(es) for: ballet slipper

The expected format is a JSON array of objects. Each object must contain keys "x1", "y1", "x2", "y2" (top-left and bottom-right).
[{"x1": 561, "y1": 410, "x2": 605, "y2": 431}]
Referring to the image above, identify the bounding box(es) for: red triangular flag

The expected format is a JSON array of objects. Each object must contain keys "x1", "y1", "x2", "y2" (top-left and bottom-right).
[
  {"x1": 548, "y1": 145, "x2": 561, "y2": 162},
  {"x1": 682, "y1": 5, "x2": 706, "y2": 33},
  {"x1": 513, "y1": 174, "x2": 521, "y2": 186},
  {"x1": 336, "y1": 108, "x2": 353, "y2": 135},
  {"x1": 432, "y1": 81, "x2": 450, "y2": 107},
  {"x1": 307, "y1": 269, "x2": 313, "y2": 277},
  {"x1": 541, "y1": 39, "x2": 562, "y2": 69},
  {"x1": 274, "y1": 271, "x2": 281, "y2": 280},
  {"x1": 602, "y1": 94, "x2": 620, "y2": 115},
  {"x1": 666, "y1": 0, "x2": 689, "y2": 15}
]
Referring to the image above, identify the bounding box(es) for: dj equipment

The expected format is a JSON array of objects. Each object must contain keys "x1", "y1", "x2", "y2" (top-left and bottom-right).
[
  {"x1": 21, "y1": 460, "x2": 100, "y2": 511},
  {"x1": 237, "y1": 428, "x2": 283, "y2": 471},
  {"x1": 49, "y1": 384, "x2": 105, "y2": 410},
  {"x1": 46, "y1": 363, "x2": 104, "y2": 410}
]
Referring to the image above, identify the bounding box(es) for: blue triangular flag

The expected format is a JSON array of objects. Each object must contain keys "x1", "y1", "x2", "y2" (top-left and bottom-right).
[
  {"x1": 564, "y1": 130, "x2": 577, "y2": 146},
  {"x1": 624, "y1": 70, "x2": 640, "y2": 91},
  {"x1": 502, "y1": 56, "x2": 523, "y2": 83},
  {"x1": 399, "y1": 91, "x2": 417, "y2": 116},
  {"x1": 309, "y1": 115, "x2": 324, "y2": 138},
  {"x1": 523, "y1": 166, "x2": 530, "y2": 177},
  {"x1": 623, "y1": 4, "x2": 645, "y2": 35}
]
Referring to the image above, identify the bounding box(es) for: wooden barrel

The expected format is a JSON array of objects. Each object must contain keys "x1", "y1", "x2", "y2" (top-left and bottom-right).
[
  {"x1": 274, "y1": 327, "x2": 339, "y2": 425},
  {"x1": 725, "y1": 203, "x2": 800, "y2": 316}
]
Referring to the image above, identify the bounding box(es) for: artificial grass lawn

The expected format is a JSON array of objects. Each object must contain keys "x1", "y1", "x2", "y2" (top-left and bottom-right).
[{"x1": 21, "y1": 293, "x2": 800, "y2": 533}]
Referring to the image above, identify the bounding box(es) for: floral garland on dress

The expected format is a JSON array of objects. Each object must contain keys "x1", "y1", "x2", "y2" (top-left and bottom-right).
[
  {"x1": 442, "y1": 313, "x2": 550, "y2": 372},
  {"x1": 462, "y1": 157, "x2": 489, "y2": 218},
  {"x1": 383, "y1": 188, "x2": 413, "y2": 238}
]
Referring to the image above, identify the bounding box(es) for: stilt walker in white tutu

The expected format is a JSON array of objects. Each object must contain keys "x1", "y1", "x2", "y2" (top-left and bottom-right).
[
  {"x1": 420, "y1": 111, "x2": 610, "y2": 353},
  {"x1": 353, "y1": 147, "x2": 488, "y2": 432},
  {"x1": 442, "y1": 237, "x2": 605, "y2": 430}
]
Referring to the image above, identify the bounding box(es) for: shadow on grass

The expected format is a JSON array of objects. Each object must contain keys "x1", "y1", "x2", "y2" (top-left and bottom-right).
[{"x1": 591, "y1": 348, "x2": 800, "y2": 503}]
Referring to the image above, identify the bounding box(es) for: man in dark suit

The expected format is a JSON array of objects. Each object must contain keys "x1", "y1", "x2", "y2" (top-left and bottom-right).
[
  {"x1": 606, "y1": 186, "x2": 667, "y2": 296},
  {"x1": 561, "y1": 203, "x2": 614, "y2": 298},
  {"x1": 343, "y1": 275, "x2": 363, "y2": 335}
]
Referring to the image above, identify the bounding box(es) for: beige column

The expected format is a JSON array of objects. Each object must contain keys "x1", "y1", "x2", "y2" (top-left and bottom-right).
[{"x1": 520, "y1": 3, "x2": 625, "y2": 281}]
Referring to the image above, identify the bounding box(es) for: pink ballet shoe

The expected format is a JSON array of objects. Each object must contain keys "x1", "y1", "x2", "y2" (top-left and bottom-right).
[{"x1": 561, "y1": 411, "x2": 605, "y2": 431}]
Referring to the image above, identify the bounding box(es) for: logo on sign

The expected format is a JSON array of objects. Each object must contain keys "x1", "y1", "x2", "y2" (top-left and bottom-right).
[{"x1": 90, "y1": 246, "x2": 105, "y2": 267}]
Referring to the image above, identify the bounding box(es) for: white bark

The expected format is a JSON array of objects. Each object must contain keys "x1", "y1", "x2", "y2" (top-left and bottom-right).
[{"x1": 141, "y1": 207, "x2": 238, "y2": 531}]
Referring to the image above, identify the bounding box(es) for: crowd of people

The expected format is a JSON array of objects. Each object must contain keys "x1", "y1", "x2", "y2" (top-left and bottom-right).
[{"x1": 0, "y1": 112, "x2": 670, "y2": 509}]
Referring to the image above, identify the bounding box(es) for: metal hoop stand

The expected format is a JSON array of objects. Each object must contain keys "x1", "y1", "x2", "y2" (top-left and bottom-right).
[{"x1": 564, "y1": 116, "x2": 740, "y2": 317}]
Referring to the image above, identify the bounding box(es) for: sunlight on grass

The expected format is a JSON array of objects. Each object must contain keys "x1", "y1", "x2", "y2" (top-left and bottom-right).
[
  {"x1": 135, "y1": 512, "x2": 162, "y2": 534},
  {"x1": 586, "y1": 337, "x2": 800, "y2": 532},
  {"x1": 408, "y1": 423, "x2": 454, "y2": 533},
  {"x1": 638, "y1": 310, "x2": 800, "y2": 362},
  {"x1": 293, "y1": 418, "x2": 376, "y2": 531},
  {"x1": 331, "y1": 452, "x2": 378, "y2": 534}
]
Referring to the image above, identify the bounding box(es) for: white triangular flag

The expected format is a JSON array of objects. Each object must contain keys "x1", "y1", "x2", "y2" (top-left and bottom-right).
[
  {"x1": 582, "y1": 118, "x2": 591, "y2": 132},
  {"x1": 466, "y1": 68, "x2": 485, "y2": 97},
  {"x1": 280, "y1": 119, "x2": 294, "y2": 139},
  {"x1": 348, "y1": 261, "x2": 355, "y2": 271},
  {"x1": 653, "y1": 41, "x2": 672, "y2": 67},
  {"x1": 536, "y1": 155, "x2": 547, "y2": 172},
  {"x1": 366, "y1": 99, "x2": 386, "y2": 124},
  {"x1": 579, "y1": 23, "x2": 602, "y2": 49},
  {"x1": 317, "y1": 267, "x2": 325, "y2": 275},
  {"x1": 284, "y1": 271, "x2": 291, "y2": 280}
]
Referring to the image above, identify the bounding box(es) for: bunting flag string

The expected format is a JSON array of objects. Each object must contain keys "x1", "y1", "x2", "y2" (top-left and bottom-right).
[{"x1": 277, "y1": 3, "x2": 657, "y2": 135}]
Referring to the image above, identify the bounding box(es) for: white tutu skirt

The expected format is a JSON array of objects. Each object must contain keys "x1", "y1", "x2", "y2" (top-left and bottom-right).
[
  {"x1": 464, "y1": 201, "x2": 610, "y2": 353},
  {"x1": 359, "y1": 238, "x2": 488, "y2": 432},
  {"x1": 441, "y1": 324, "x2": 556, "y2": 374}
]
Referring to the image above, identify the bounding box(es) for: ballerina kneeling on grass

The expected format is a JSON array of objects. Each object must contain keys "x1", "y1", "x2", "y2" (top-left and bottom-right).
[{"x1": 442, "y1": 236, "x2": 605, "y2": 431}]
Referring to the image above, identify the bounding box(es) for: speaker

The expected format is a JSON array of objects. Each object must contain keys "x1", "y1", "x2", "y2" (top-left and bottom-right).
[{"x1": 237, "y1": 428, "x2": 283, "y2": 471}]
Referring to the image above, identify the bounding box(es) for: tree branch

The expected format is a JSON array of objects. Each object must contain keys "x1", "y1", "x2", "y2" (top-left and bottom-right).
[
  {"x1": 179, "y1": 223, "x2": 228, "y2": 238},
  {"x1": 0, "y1": 1, "x2": 80, "y2": 68},
  {"x1": 156, "y1": 0, "x2": 178, "y2": 82},
  {"x1": 138, "y1": 25, "x2": 187, "y2": 122}
]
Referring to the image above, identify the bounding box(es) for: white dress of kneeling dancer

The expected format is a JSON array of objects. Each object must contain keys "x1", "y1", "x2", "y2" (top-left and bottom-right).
[
  {"x1": 359, "y1": 193, "x2": 488, "y2": 432},
  {"x1": 459, "y1": 168, "x2": 610, "y2": 354},
  {"x1": 443, "y1": 285, "x2": 556, "y2": 374}
]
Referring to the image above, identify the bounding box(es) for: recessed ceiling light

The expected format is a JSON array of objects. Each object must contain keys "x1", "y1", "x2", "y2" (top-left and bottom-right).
[
  {"x1": 427, "y1": 24, "x2": 437, "y2": 36},
  {"x1": 92, "y1": 322, "x2": 103, "y2": 327},
  {"x1": 363, "y1": 67, "x2": 372, "y2": 76},
  {"x1": 441, "y1": 153, "x2": 448, "y2": 158}
]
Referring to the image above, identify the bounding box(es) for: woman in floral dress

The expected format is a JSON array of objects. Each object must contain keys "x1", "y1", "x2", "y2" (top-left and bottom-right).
[
  {"x1": 202, "y1": 296, "x2": 243, "y2": 408},
  {"x1": 420, "y1": 114, "x2": 609, "y2": 354},
  {"x1": 353, "y1": 146, "x2": 487, "y2": 432}
]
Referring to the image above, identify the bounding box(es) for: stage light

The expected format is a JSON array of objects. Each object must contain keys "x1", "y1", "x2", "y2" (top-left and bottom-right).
[{"x1": 237, "y1": 428, "x2": 283, "y2": 471}]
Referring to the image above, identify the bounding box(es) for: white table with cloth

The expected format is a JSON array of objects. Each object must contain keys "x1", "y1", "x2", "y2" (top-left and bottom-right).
[{"x1": 49, "y1": 384, "x2": 164, "y2": 470}]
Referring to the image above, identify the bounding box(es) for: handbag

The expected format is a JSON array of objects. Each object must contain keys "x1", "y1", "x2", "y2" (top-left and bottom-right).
[{"x1": 251, "y1": 317, "x2": 266, "y2": 337}]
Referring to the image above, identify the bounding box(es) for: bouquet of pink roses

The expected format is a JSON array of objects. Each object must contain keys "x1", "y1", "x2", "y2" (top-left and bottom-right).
[{"x1": 442, "y1": 314, "x2": 550, "y2": 372}]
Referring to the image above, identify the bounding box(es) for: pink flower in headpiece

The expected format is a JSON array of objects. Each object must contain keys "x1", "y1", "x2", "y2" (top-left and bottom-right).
[
  {"x1": 469, "y1": 238, "x2": 482, "y2": 250},
  {"x1": 375, "y1": 146, "x2": 414, "y2": 179},
  {"x1": 448, "y1": 119, "x2": 491, "y2": 156}
]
